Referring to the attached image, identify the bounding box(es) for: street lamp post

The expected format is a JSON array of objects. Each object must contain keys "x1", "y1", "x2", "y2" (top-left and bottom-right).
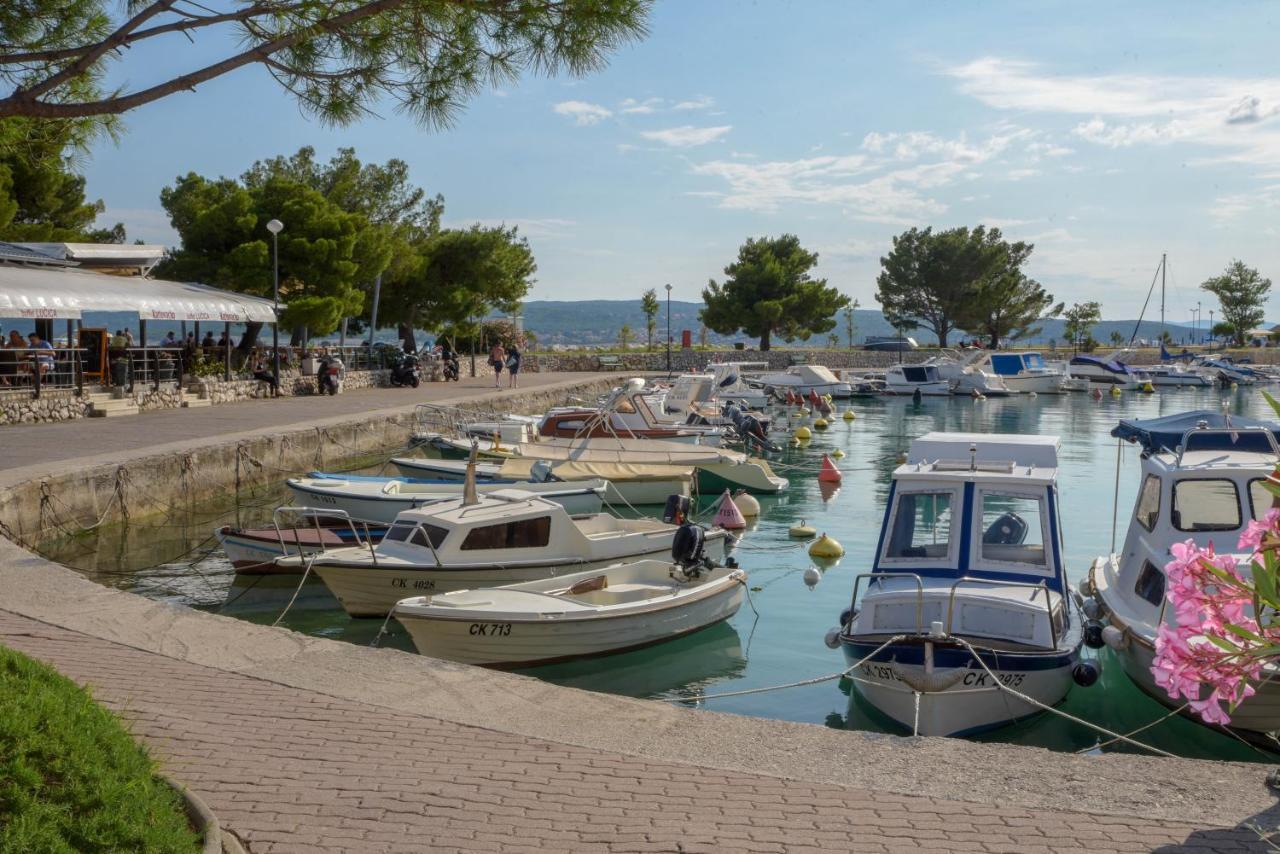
[
  {"x1": 1196, "y1": 300, "x2": 1202, "y2": 344},
  {"x1": 266, "y1": 219, "x2": 283, "y2": 395},
  {"x1": 1209, "y1": 309, "x2": 1215, "y2": 345},
  {"x1": 664, "y1": 283, "x2": 672, "y2": 375}
]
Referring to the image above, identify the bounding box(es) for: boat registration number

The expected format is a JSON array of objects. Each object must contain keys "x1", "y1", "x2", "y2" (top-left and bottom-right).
[
  {"x1": 390, "y1": 578, "x2": 436, "y2": 591},
  {"x1": 859, "y1": 664, "x2": 1026, "y2": 688},
  {"x1": 469, "y1": 623, "x2": 512, "y2": 636}
]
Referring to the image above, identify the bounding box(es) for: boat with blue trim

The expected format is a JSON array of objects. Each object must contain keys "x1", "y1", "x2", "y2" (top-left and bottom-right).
[{"x1": 828, "y1": 432, "x2": 1087, "y2": 737}]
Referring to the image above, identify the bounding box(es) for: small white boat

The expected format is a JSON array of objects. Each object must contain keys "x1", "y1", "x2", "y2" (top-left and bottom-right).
[
  {"x1": 1067, "y1": 354, "x2": 1148, "y2": 389},
  {"x1": 883, "y1": 363, "x2": 953, "y2": 396},
  {"x1": 978, "y1": 352, "x2": 1068, "y2": 394},
  {"x1": 830, "y1": 432, "x2": 1086, "y2": 737},
  {"x1": 285, "y1": 476, "x2": 606, "y2": 524},
  {"x1": 298, "y1": 490, "x2": 730, "y2": 617},
  {"x1": 1086, "y1": 411, "x2": 1280, "y2": 747},
  {"x1": 391, "y1": 455, "x2": 693, "y2": 506},
  {"x1": 393, "y1": 541, "x2": 746, "y2": 667},
  {"x1": 759, "y1": 364, "x2": 854, "y2": 398},
  {"x1": 1142, "y1": 363, "x2": 1213, "y2": 387}
]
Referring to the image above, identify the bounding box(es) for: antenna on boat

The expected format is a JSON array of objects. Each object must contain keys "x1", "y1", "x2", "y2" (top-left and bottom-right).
[
  {"x1": 968, "y1": 443, "x2": 978, "y2": 472},
  {"x1": 463, "y1": 440, "x2": 480, "y2": 506}
]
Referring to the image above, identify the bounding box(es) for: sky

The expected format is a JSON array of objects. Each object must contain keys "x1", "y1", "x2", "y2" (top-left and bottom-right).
[{"x1": 80, "y1": 0, "x2": 1280, "y2": 322}]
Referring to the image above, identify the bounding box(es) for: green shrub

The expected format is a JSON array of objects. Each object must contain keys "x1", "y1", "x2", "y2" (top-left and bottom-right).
[{"x1": 0, "y1": 646, "x2": 201, "y2": 852}]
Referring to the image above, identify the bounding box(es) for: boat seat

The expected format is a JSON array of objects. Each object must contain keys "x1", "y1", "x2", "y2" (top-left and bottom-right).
[{"x1": 570, "y1": 582, "x2": 671, "y2": 605}]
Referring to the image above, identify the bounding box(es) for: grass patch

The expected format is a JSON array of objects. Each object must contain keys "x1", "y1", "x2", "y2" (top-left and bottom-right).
[{"x1": 0, "y1": 645, "x2": 201, "y2": 853}]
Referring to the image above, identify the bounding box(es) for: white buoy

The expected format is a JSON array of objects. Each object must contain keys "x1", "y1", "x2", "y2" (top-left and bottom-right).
[
  {"x1": 824, "y1": 627, "x2": 841, "y2": 649},
  {"x1": 803, "y1": 566, "x2": 822, "y2": 588},
  {"x1": 732, "y1": 490, "x2": 761, "y2": 517}
]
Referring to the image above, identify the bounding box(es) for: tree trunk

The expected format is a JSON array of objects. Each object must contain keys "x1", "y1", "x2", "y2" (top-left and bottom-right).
[
  {"x1": 759, "y1": 328, "x2": 771, "y2": 351},
  {"x1": 988, "y1": 333, "x2": 1000, "y2": 349},
  {"x1": 935, "y1": 326, "x2": 948, "y2": 348},
  {"x1": 398, "y1": 323, "x2": 417, "y2": 352},
  {"x1": 236, "y1": 322, "x2": 263, "y2": 356}
]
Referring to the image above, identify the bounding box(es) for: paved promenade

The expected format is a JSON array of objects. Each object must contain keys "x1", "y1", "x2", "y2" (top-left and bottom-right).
[
  {"x1": 0, "y1": 375, "x2": 1277, "y2": 852},
  {"x1": 0, "y1": 609, "x2": 1265, "y2": 853}
]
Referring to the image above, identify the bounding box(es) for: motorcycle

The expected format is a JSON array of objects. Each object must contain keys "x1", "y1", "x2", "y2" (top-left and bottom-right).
[
  {"x1": 317, "y1": 353, "x2": 345, "y2": 395},
  {"x1": 440, "y1": 353, "x2": 460, "y2": 382},
  {"x1": 389, "y1": 351, "x2": 421, "y2": 388}
]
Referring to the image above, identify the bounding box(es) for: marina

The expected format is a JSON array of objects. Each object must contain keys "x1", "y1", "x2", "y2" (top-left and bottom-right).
[{"x1": 25, "y1": 371, "x2": 1280, "y2": 763}]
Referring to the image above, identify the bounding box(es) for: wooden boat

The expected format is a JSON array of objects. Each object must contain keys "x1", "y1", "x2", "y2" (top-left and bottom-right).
[
  {"x1": 393, "y1": 535, "x2": 745, "y2": 666},
  {"x1": 285, "y1": 476, "x2": 606, "y2": 524},
  {"x1": 1086, "y1": 412, "x2": 1280, "y2": 747},
  {"x1": 297, "y1": 490, "x2": 729, "y2": 617},
  {"x1": 831, "y1": 432, "x2": 1086, "y2": 737},
  {"x1": 215, "y1": 520, "x2": 387, "y2": 573},
  {"x1": 390, "y1": 455, "x2": 693, "y2": 506}
]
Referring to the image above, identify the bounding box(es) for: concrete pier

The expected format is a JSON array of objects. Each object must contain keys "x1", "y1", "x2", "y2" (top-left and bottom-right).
[{"x1": 0, "y1": 377, "x2": 1276, "y2": 852}]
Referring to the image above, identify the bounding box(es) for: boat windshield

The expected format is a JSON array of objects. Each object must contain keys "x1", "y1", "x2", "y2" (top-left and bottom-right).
[
  {"x1": 884, "y1": 491, "x2": 953, "y2": 561},
  {"x1": 1171, "y1": 479, "x2": 1240, "y2": 532},
  {"x1": 977, "y1": 492, "x2": 1047, "y2": 568},
  {"x1": 384, "y1": 522, "x2": 448, "y2": 549},
  {"x1": 1250, "y1": 478, "x2": 1280, "y2": 519},
  {"x1": 1023, "y1": 353, "x2": 1046, "y2": 369}
]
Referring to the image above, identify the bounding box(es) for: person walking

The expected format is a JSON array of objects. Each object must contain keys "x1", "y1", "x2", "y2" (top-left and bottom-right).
[
  {"x1": 489, "y1": 342, "x2": 505, "y2": 389},
  {"x1": 506, "y1": 339, "x2": 522, "y2": 388}
]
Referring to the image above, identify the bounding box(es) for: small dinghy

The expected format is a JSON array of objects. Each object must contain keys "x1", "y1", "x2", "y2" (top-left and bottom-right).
[
  {"x1": 829, "y1": 432, "x2": 1087, "y2": 737},
  {"x1": 393, "y1": 524, "x2": 746, "y2": 667}
]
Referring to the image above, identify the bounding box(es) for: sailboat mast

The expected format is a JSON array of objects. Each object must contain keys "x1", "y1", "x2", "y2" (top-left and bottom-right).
[{"x1": 1160, "y1": 252, "x2": 1166, "y2": 331}]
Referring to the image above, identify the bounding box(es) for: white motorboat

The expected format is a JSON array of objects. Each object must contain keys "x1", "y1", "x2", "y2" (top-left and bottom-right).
[
  {"x1": 977, "y1": 352, "x2": 1068, "y2": 394},
  {"x1": 883, "y1": 363, "x2": 954, "y2": 396},
  {"x1": 830, "y1": 432, "x2": 1087, "y2": 737},
  {"x1": 391, "y1": 455, "x2": 693, "y2": 506},
  {"x1": 295, "y1": 490, "x2": 729, "y2": 617},
  {"x1": 1085, "y1": 411, "x2": 1280, "y2": 746},
  {"x1": 926, "y1": 353, "x2": 1012, "y2": 396},
  {"x1": 393, "y1": 534, "x2": 745, "y2": 667},
  {"x1": 1067, "y1": 354, "x2": 1149, "y2": 389},
  {"x1": 709, "y1": 362, "x2": 772, "y2": 409},
  {"x1": 759, "y1": 364, "x2": 854, "y2": 398},
  {"x1": 285, "y1": 475, "x2": 606, "y2": 524},
  {"x1": 1193, "y1": 355, "x2": 1261, "y2": 386},
  {"x1": 1141, "y1": 363, "x2": 1213, "y2": 387},
  {"x1": 645, "y1": 371, "x2": 772, "y2": 429}
]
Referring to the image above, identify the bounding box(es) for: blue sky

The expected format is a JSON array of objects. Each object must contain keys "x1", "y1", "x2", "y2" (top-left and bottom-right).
[{"x1": 82, "y1": 0, "x2": 1280, "y2": 321}]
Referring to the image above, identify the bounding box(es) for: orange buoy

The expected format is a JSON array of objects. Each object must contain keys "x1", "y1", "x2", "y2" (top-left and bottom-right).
[
  {"x1": 713, "y1": 489, "x2": 747, "y2": 529},
  {"x1": 819, "y1": 453, "x2": 843, "y2": 484}
]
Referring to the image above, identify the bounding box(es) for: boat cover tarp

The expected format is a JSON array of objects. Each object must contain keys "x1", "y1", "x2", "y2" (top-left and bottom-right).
[
  {"x1": 498, "y1": 458, "x2": 694, "y2": 483},
  {"x1": 1069, "y1": 354, "x2": 1134, "y2": 373},
  {"x1": 1112, "y1": 410, "x2": 1280, "y2": 454},
  {"x1": 0, "y1": 264, "x2": 277, "y2": 322}
]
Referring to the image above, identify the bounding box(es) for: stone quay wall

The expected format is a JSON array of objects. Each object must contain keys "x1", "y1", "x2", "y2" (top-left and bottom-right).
[
  {"x1": 0, "y1": 377, "x2": 622, "y2": 545},
  {"x1": 0, "y1": 390, "x2": 92, "y2": 425}
]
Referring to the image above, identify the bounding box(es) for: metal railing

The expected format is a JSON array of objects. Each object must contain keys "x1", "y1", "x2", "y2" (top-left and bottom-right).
[{"x1": 0, "y1": 347, "x2": 85, "y2": 398}]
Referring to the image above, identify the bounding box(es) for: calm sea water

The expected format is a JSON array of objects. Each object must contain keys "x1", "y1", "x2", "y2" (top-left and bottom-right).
[{"x1": 39, "y1": 385, "x2": 1279, "y2": 761}]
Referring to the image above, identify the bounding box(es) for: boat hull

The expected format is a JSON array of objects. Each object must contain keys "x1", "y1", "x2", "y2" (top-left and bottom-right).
[
  {"x1": 840, "y1": 637, "x2": 1077, "y2": 737},
  {"x1": 695, "y1": 461, "x2": 788, "y2": 494},
  {"x1": 396, "y1": 577, "x2": 744, "y2": 666},
  {"x1": 998, "y1": 373, "x2": 1067, "y2": 394},
  {"x1": 766, "y1": 381, "x2": 854, "y2": 399},
  {"x1": 391, "y1": 457, "x2": 691, "y2": 506},
  {"x1": 883, "y1": 381, "x2": 952, "y2": 396},
  {"x1": 314, "y1": 537, "x2": 728, "y2": 617}
]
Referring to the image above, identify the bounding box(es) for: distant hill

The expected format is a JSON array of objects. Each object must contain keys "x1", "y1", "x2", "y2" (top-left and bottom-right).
[{"x1": 514, "y1": 301, "x2": 1211, "y2": 348}]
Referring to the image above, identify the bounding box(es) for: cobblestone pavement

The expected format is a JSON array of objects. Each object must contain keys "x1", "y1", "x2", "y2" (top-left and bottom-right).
[{"x1": 0, "y1": 610, "x2": 1265, "y2": 853}]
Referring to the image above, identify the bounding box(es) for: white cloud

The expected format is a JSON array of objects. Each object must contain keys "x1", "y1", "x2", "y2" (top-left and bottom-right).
[
  {"x1": 674, "y1": 95, "x2": 715, "y2": 111},
  {"x1": 640, "y1": 125, "x2": 732, "y2": 147},
  {"x1": 1210, "y1": 184, "x2": 1280, "y2": 221},
  {"x1": 687, "y1": 128, "x2": 1026, "y2": 223},
  {"x1": 619, "y1": 97, "x2": 663, "y2": 115},
  {"x1": 552, "y1": 100, "x2": 612, "y2": 126},
  {"x1": 946, "y1": 56, "x2": 1280, "y2": 167},
  {"x1": 1026, "y1": 141, "x2": 1074, "y2": 158},
  {"x1": 1005, "y1": 168, "x2": 1041, "y2": 181}
]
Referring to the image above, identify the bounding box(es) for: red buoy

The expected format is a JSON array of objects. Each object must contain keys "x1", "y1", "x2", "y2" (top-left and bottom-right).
[{"x1": 819, "y1": 453, "x2": 843, "y2": 484}]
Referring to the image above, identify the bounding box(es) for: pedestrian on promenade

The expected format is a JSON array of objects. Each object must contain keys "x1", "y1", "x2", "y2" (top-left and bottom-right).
[
  {"x1": 489, "y1": 342, "x2": 505, "y2": 389},
  {"x1": 506, "y1": 340, "x2": 521, "y2": 388}
]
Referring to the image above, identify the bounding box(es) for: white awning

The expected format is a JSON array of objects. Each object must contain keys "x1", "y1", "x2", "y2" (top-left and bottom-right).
[{"x1": 0, "y1": 264, "x2": 277, "y2": 323}]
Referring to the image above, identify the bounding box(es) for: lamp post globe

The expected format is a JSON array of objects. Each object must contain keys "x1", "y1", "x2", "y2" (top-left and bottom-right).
[
  {"x1": 664, "y1": 283, "x2": 673, "y2": 375},
  {"x1": 267, "y1": 219, "x2": 283, "y2": 394}
]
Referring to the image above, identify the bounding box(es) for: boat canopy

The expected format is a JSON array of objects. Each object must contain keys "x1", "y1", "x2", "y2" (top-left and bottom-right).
[
  {"x1": 791, "y1": 365, "x2": 841, "y2": 384},
  {"x1": 0, "y1": 263, "x2": 278, "y2": 322},
  {"x1": 1069, "y1": 354, "x2": 1134, "y2": 374},
  {"x1": 1112, "y1": 410, "x2": 1280, "y2": 455}
]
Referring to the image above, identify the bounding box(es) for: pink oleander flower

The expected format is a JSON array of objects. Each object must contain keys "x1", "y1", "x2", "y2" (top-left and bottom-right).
[{"x1": 1150, "y1": 530, "x2": 1279, "y2": 726}]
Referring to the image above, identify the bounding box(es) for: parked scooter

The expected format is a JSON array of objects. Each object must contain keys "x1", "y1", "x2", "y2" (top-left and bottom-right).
[
  {"x1": 317, "y1": 352, "x2": 345, "y2": 395},
  {"x1": 440, "y1": 350, "x2": 460, "y2": 382},
  {"x1": 389, "y1": 351, "x2": 421, "y2": 388}
]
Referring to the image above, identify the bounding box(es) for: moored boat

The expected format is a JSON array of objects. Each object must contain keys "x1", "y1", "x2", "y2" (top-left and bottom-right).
[
  {"x1": 1085, "y1": 411, "x2": 1280, "y2": 746},
  {"x1": 759, "y1": 364, "x2": 854, "y2": 398},
  {"x1": 829, "y1": 432, "x2": 1086, "y2": 737},
  {"x1": 295, "y1": 490, "x2": 729, "y2": 617},
  {"x1": 393, "y1": 526, "x2": 745, "y2": 666}
]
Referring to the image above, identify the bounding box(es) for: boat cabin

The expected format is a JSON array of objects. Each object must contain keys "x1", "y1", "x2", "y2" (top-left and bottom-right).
[
  {"x1": 1111, "y1": 412, "x2": 1280, "y2": 623},
  {"x1": 988, "y1": 352, "x2": 1048, "y2": 377},
  {"x1": 893, "y1": 365, "x2": 944, "y2": 385},
  {"x1": 850, "y1": 433, "x2": 1068, "y2": 648}
]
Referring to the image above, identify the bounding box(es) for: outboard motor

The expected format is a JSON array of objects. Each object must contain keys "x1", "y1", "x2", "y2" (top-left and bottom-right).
[
  {"x1": 670, "y1": 521, "x2": 707, "y2": 570},
  {"x1": 528, "y1": 459, "x2": 561, "y2": 482},
  {"x1": 734, "y1": 412, "x2": 781, "y2": 453},
  {"x1": 663, "y1": 493, "x2": 692, "y2": 524}
]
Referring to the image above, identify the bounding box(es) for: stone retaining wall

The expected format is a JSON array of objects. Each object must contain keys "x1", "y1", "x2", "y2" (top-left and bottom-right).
[
  {"x1": 0, "y1": 390, "x2": 91, "y2": 425},
  {"x1": 0, "y1": 377, "x2": 623, "y2": 544}
]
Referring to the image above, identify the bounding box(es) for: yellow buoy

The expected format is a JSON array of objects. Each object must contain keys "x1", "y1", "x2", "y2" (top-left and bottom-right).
[
  {"x1": 1141, "y1": 381, "x2": 1155, "y2": 394},
  {"x1": 842, "y1": 409, "x2": 855, "y2": 421},
  {"x1": 832, "y1": 448, "x2": 846, "y2": 458},
  {"x1": 732, "y1": 490, "x2": 761, "y2": 517},
  {"x1": 809, "y1": 533, "x2": 845, "y2": 558},
  {"x1": 800, "y1": 405, "x2": 810, "y2": 415},
  {"x1": 1231, "y1": 381, "x2": 1240, "y2": 389},
  {"x1": 1110, "y1": 386, "x2": 1122, "y2": 397},
  {"x1": 789, "y1": 520, "x2": 817, "y2": 538},
  {"x1": 794, "y1": 425, "x2": 812, "y2": 441},
  {"x1": 813, "y1": 418, "x2": 829, "y2": 430},
  {"x1": 789, "y1": 437, "x2": 801, "y2": 447}
]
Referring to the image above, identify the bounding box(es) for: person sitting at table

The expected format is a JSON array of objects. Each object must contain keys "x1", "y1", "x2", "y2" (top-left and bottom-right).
[
  {"x1": 201, "y1": 331, "x2": 215, "y2": 349},
  {"x1": 22, "y1": 332, "x2": 55, "y2": 379},
  {"x1": 0, "y1": 329, "x2": 23, "y2": 386}
]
